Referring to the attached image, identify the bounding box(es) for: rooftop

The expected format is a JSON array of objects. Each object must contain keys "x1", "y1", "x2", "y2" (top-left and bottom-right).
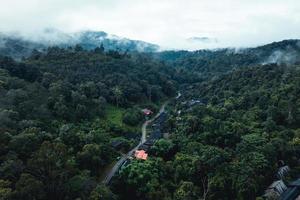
[
  {"x1": 142, "y1": 108, "x2": 153, "y2": 115},
  {"x1": 134, "y1": 150, "x2": 148, "y2": 160}
]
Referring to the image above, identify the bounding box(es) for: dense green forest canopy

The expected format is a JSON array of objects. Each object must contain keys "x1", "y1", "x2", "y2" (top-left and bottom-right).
[
  {"x1": 153, "y1": 39, "x2": 300, "y2": 80},
  {"x1": 0, "y1": 46, "x2": 180, "y2": 199},
  {"x1": 110, "y1": 63, "x2": 300, "y2": 200},
  {"x1": 0, "y1": 40, "x2": 300, "y2": 200}
]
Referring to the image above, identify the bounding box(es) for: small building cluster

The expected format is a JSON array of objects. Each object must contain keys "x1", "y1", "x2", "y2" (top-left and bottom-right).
[
  {"x1": 263, "y1": 164, "x2": 300, "y2": 199},
  {"x1": 264, "y1": 180, "x2": 287, "y2": 199},
  {"x1": 134, "y1": 111, "x2": 166, "y2": 160},
  {"x1": 280, "y1": 179, "x2": 300, "y2": 200}
]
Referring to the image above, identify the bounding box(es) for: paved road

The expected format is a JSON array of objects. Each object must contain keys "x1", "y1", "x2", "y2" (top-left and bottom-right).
[{"x1": 102, "y1": 102, "x2": 167, "y2": 185}]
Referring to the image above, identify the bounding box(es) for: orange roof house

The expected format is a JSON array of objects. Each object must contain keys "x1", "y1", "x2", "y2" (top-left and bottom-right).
[{"x1": 134, "y1": 150, "x2": 148, "y2": 160}]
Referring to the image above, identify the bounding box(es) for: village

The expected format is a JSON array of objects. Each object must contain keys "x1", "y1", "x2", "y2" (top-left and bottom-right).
[
  {"x1": 119, "y1": 108, "x2": 167, "y2": 170},
  {"x1": 102, "y1": 103, "x2": 168, "y2": 185}
]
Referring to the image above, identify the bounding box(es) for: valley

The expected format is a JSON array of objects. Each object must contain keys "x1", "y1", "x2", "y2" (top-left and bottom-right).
[{"x1": 0, "y1": 38, "x2": 300, "y2": 200}]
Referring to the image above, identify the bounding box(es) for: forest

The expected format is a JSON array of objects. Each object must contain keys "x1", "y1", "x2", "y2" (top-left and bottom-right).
[{"x1": 0, "y1": 40, "x2": 300, "y2": 200}]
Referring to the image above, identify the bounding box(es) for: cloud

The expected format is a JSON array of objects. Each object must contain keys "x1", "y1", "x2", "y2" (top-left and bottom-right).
[{"x1": 0, "y1": 0, "x2": 300, "y2": 50}]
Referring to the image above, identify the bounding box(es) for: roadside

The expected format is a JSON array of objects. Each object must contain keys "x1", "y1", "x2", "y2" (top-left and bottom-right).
[{"x1": 101, "y1": 102, "x2": 168, "y2": 185}]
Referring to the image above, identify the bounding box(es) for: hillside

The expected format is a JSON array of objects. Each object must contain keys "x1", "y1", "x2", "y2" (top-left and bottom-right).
[
  {"x1": 154, "y1": 39, "x2": 300, "y2": 79},
  {"x1": 0, "y1": 40, "x2": 300, "y2": 200},
  {"x1": 149, "y1": 63, "x2": 300, "y2": 199},
  {"x1": 0, "y1": 30, "x2": 159, "y2": 59},
  {"x1": 0, "y1": 46, "x2": 177, "y2": 199}
]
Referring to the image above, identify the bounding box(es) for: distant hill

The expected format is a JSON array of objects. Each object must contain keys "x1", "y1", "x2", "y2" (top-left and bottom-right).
[
  {"x1": 0, "y1": 33, "x2": 46, "y2": 60},
  {"x1": 155, "y1": 39, "x2": 300, "y2": 64},
  {"x1": 0, "y1": 29, "x2": 160, "y2": 59},
  {"x1": 153, "y1": 39, "x2": 300, "y2": 79}
]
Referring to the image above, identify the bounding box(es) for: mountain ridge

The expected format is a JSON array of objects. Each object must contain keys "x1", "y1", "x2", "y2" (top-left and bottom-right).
[{"x1": 0, "y1": 29, "x2": 160, "y2": 59}]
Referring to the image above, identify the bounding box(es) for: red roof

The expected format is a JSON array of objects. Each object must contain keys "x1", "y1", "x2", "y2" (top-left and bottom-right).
[
  {"x1": 142, "y1": 108, "x2": 153, "y2": 115},
  {"x1": 134, "y1": 150, "x2": 148, "y2": 160}
]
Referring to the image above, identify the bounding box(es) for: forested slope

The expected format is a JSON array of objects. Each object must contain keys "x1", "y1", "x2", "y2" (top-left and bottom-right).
[
  {"x1": 156, "y1": 64, "x2": 300, "y2": 199},
  {"x1": 1, "y1": 40, "x2": 300, "y2": 200},
  {"x1": 154, "y1": 39, "x2": 300, "y2": 80},
  {"x1": 0, "y1": 46, "x2": 179, "y2": 199},
  {"x1": 110, "y1": 63, "x2": 300, "y2": 200}
]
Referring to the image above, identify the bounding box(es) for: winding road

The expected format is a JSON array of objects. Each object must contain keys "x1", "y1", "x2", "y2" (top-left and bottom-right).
[{"x1": 102, "y1": 102, "x2": 167, "y2": 185}]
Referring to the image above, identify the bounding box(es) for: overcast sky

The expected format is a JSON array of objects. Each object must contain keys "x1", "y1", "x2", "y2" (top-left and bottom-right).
[{"x1": 0, "y1": 0, "x2": 300, "y2": 50}]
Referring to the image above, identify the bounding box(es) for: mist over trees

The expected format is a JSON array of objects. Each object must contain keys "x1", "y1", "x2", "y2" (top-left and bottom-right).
[{"x1": 0, "y1": 39, "x2": 300, "y2": 199}]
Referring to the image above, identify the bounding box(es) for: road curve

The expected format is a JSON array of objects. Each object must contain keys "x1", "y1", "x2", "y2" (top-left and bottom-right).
[{"x1": 102, "y1": 102, "x2": 167, "y2": 185}]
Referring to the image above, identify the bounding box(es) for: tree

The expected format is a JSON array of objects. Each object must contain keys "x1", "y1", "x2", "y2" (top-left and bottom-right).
[
  {"x1": 0, "y1": 132, "x2": 11, "y2": 156},
  {"x1": 94, "y1": 44, "x2": 105, "y2": 54},
  {"x1": 0, "y1": 179, "x2": 12, "y2": 200},
  {"x1": 77, "y1": 144, "x2": 113, "y2": 175},
  {"x1": 173, "y1": 153, "x2": 199, "y2": 183},
  {"x1": 66, "y1": 172, "x2": 97, "y2": 200},
  {"x1": 150, "y1": 139, "x2": 175, "y2": 159},
  {"x1": 89, "y1": 184, "x2": 117, "y2": 200},
  {"x1": 116, "y1": 158, "x2": 165, "y2": 199},
  {"x1": 174, "y1": 181, "x2": 199, "y2": 200},
  {"x1": 122, "y1": 108, "x2": 143, "y2": 126},
  {"x1": 12, "y1": 173, "x2": 45, "y2": 200},
  {"x1": 74, "y1": 45, "x2": 83, "y2": 52},
  {"x1": 112, "y1": 86, "x2": 123, "y2": 107},
  {"x1": 8, "y1": 132, "x2": 41, "y2": 160},
  {"x1": 0, "y1": 154, "x2": 24, "y2": 182},
  {"x1": 27, "y1": 141, "x2": 75, "y2": 200}
]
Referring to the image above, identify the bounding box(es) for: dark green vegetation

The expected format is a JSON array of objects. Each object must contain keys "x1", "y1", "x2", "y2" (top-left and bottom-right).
[
  {"x1": 1, "y1": 39, "x2": 300, "y2": 199},
  {"x1": 154, "y1": 39, "x2": 300, "y2": 80},
  {"x1": 111, "y1": 64, "x2": 300, "y2": 200},
  {"x1": 0, "y1": 46, "x2": 177, "y2": 199}
]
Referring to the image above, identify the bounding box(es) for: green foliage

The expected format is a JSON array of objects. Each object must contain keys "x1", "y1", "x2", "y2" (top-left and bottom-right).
[
  {"x1": 0, "y1": 47, "x2": 178, "y2": 199},
  {"x1": 1, "y1": 41, "x2": 300, "y2": 199},
  {"x1": 112, "y1": 63, "x2": 300, "y2": 199},
  {"x1": 122, "y1": 108, "x2": 143, "y2": 126},
  {"x1": 150, "y1": 139, "x2": 175, "y2": 159},
  {"x1": 0, "y1": 179, "x2": 12, "y2": 200},
  {"x1": 89, "y1": 184, "x2": 117, "y2": 200},
  {"x1": 114, "y1": 158, "x2": 170, "y2": 200},
  {"x1": 163, "y1": 64, "x2": 300, "y2": 199},
  {"x1": 12, "y1": 173, "x2": 45, "y2": 200},
  {"x1": 26, "y1": 141, "x2": 76, "y2": 199},
  {"x1": 77, "y1": 143, "x2": 114, "y2": 175},
  {"x1": 66, "y1": 172, "x2": 97, "y2": 200},
  {"x1": 174, "y1": 181, "x2": 199, "y2": 200}
]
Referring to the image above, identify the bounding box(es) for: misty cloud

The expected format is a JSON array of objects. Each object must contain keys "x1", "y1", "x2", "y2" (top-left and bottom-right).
[
  {"x1": 0, "y1": 0, "x2": 300, "y2": 50},
  {"x1": 263, "y1": 50, "x2": 300, "y2": 65}
]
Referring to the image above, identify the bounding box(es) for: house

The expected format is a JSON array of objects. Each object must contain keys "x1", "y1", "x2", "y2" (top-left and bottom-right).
[
  {"x1": 281, "y1": 179, "x2": 300, "y2": 200},
  {"x1": 142, "y1": 108, "x2": 153, "y2": 116},
  {"x1": 277, "y1": 165, "x2": 290, "y2": 180},
  {"x1": 264, "y1": 180, "x2": 287, "y2": 198},
  {"x1": 134, "y1": 150, "x2": 148, "y2": 160}
]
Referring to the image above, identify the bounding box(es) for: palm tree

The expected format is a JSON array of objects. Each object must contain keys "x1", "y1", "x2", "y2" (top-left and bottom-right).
[{"x1": 112, "y1": 86, "x2": 123, "y2": 107}]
